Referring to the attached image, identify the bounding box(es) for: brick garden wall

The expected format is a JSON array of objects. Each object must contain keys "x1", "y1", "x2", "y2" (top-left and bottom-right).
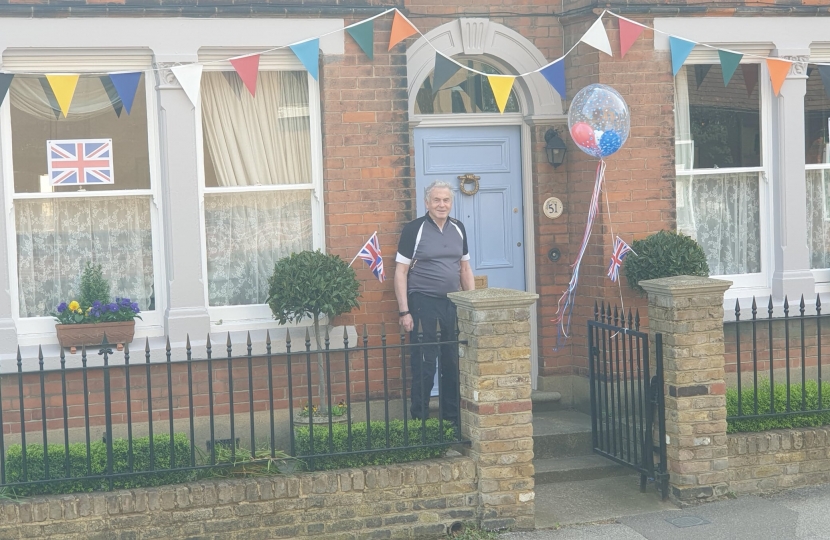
[
  {"x1": 728, "y1": 427, "x2": 830, "y2": 493},
  {"x1": 0, "y1": 457, "x2": 478, "y2": 539}
]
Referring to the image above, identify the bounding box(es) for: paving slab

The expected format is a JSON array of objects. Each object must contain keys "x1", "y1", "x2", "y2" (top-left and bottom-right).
[{"x1": 533, "y1": 474, "x2": 677, "y2": 529}]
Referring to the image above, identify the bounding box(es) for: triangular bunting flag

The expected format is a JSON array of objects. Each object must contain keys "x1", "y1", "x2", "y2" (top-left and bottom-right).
[
  {"x1": 741, "y1": 64, "x2": 758, "y2": 97},
  {"x1": 580, "y1": 17, "x2": 612, "y2": 56},
  {"x1": 171, "y1": 64, "x2": 203, "y2": 108},
  {"x1": 346, "y1": 19, "x2": 375, "y2": 60},
  {"x1": 540, "y1": 59, "x2": 566, "y2": 99},
  {"x1": 290, "y1": 39, "x2": 320, "y2": 81},
  {"x1": 0, "y1": 73, "x2": 14, "y2": 109},
  {"x1": 618, "y1": 18, "x2": 644, "y2": 58},
  {"x1": 669, "y1": 36, "x2": 696, "y2": 77},
  {"x1": 694, "y1": 64, "x2": 711, "y2": 88},
  {"x1": 45, "y1": 74, "x2": 79, "y2": 118},
  {"x1": 108, "y1": 72, "x2": 142, "y2": 115},
  {"x1": 229, "y1": 54, "x2": 261, "y2": 96},
  {"x1": 99, "y1": 76, "x2": 123, "y2": 117},
  {"x1": 487, "y1": 75, "x2": 514, "y2": 113},
  {"x1": 818, "y1": 66, "x2": 830, "y2": 99},
  {"x1": 767, "y1": 58, "x2": 791, "y2": 97},
  {"x1": 388, "y1": 10, "x2": 418, "y2": 50},
  {"x1": 718, "y1": 50, "x2": 743, "y2": 87},
  {"x1": 432, "y1": 53, "x2": 460, "y2": 95},
  {"x1": 39, "y1": 78, "x2": 61, "y2": 120},
  {"x1": 222, "y1": 71, "x2": 244, "y2": 99}
]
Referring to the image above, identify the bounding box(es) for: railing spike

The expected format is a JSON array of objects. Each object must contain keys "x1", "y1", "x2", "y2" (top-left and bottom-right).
[
  {"x1": 266, "y1": 330, "x2": 271, "y2": 346},
  {"x1": 145, "y1": 337, "x2": 151, "y2": 353},
  {"x1": 247, "y1": 331, "x2": 252, "y2": 347},
  {"x1": 343, "y1": 326, "x2": 349, "y2": 340},
  {"x1": 800, "y1": 295, "x2": 806, "y2": 316},
  {"x1": 186, "y1": 334, "x2": 191, "y2": 348},
  {"x1": 817, "y1": 294, "x2": 822, "y2": 314},
  {"x1": 594, "y1": 301, "x2": 599, "y2": 321},
  {"x1": 784, "y1": 296, "x2": 790, "y2": 316},
  {"x1": 768, "y1": 296, "x2": 774, "y2": 316},
  {"x1": 226, "y1": 332, "x2": 232, "y2": 347},
  {"x1": 166, "y1": 336, "x2": 171, "y2": 351},
  {"x1": 206, "y1": 333, "x2": 212, "y2": 348},
  {"x1": 285, "y1": 329, "x2": 291, "y2": 346},
  {"x1": 734, "y1": 298, "x2": 740, "y2": 318}
]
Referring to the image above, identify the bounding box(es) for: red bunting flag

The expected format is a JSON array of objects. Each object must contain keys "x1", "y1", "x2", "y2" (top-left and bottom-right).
[
  {"x1": 618, "y1": 18, "x2": 644, "y2": 58},
  {"x1": 388, "y1": 10, "x2": 418, "y2": 51},
  {"x1": 230, "y1": 54, "x2": 261, "y2": 97}
]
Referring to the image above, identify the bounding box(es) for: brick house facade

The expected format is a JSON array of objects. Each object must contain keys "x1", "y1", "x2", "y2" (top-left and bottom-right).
[{"x1": 0, "y1": 0, "x2": 828, "y2": 412}]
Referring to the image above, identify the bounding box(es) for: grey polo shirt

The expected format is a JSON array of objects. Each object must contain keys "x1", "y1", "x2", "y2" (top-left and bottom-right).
[{"x1": 396, "y1": 213, "x2": 470, "y2": 297}]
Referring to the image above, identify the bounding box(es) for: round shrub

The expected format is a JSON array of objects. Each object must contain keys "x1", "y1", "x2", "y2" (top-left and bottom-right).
[{"x1": 623, "y1": 230, "x2": 709, "y2": 295}]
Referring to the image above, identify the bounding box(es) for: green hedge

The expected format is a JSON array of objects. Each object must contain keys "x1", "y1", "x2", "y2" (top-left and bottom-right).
[
  {"x1": 4, "y1": 433, "x2": 195, "y2": 496},
  {"x1": 294, "y1": 419, "x2": 456, "y2": 471},
  {"x1": 726, "y1": 380, "x2": 830, "y2": 433}
]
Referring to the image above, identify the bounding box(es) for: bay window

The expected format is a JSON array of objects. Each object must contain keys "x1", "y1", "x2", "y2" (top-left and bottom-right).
[{"x1": 805, "y1": 67, "x2": 830, "y2": 280}]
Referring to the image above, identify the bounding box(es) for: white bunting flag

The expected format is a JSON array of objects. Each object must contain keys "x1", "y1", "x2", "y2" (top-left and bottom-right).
[
  {"x1": 170, "y1": 64, "x2": 203, "y2": 108},
  {"x1": 580, "y1": 17, "x2": 613, "y2": 57}
]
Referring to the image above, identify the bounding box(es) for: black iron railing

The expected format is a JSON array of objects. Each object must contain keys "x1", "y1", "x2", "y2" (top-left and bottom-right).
[
  {"x1": 725, "y1": 295, "x2": 830, "y2": 422},
  {"x1": 0, "y1": 323, "x2": 466, "y2": 494}
]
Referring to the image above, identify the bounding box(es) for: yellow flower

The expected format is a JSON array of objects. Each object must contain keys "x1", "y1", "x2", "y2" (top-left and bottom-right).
[
  {"x1": 75, "y1": 309, "x2": 83, "y2": 315},
  {"x1": 68, "y1": 301, "x2": 80, "y2": 311},
  {"x1": 86, "y1": 307, "x2": 92, "y2": 314}
]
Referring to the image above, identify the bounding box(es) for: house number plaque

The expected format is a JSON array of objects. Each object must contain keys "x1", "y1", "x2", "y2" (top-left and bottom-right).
[{"x1": 543, "y1": 197, "x2": 564, "y2": 219}]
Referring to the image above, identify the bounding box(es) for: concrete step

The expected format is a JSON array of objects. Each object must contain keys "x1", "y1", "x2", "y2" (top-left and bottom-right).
[
  {"x1": 531, "y1": 390, "x2": 562, "y2": 412},
  {"x1": 532, "y1": 409, "x2": 593, "y2": 459},
  {"x1": 534, "y1": 454, "x2": 630, "y2": 485}
]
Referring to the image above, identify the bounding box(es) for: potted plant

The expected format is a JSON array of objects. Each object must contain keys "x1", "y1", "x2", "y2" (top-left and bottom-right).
[
  {"x1": 53, "y1": 262, "x2": 142, "y2": 353},
  {"x1": 266, "y1": 250, "x2": 360, "y2": 418}
]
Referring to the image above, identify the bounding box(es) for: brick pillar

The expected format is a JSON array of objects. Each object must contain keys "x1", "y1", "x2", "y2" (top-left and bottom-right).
[
  {"x1": 640, "y1": 276, "x2": 732, "y2": 502},
  {"x1": 448, "y1": 288, "x2": 538, "y2": 531}
]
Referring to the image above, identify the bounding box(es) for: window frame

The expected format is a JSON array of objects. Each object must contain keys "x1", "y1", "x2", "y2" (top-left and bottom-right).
[
  {"x1": 805, "y1": 49, "x2": 830, "y2": 287},
  {"x1": 0, "y1": 52, "x2": 166, "y2": 345},
  {"x1": 195, "y1": 50, "x2": 325, "y2": 330},
  {"x1": 674, "y1": 56, "x2": 773, "y2": 298}
]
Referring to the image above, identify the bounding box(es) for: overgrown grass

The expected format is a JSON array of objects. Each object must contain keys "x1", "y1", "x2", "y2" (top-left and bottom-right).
[{"x1": 726, "y1": 379, "x2": 830, "y2": 433}]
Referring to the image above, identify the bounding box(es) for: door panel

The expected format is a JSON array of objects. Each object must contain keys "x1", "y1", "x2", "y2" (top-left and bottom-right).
[{"x1": 415, "y1": 126, "x2": 524, "y2": 291}]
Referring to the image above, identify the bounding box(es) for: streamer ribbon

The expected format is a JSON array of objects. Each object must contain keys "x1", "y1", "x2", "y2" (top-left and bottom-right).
[{"x1": 553, "y1": 160, "x2": 606, "y2": 350}]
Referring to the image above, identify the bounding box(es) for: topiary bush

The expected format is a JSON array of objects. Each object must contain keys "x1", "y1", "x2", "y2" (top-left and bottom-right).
[
  {"x1": 4, "y1": 433, "x2": 194, "y2": 496},
  {"x1": 294, "y1": 419, "x2": 456, "y2": 471},
  {"x1": 623, "y1": 230, "x2": 709, "y2": 295},
  {"x1": 267, "y1": 250, "x2": 360, "y2": 410},
  {"x1": 726, "y1": 379, "x2": 830, "y2": 433}
]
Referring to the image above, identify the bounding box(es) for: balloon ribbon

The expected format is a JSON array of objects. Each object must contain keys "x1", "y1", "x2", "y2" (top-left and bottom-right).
[{"x1": 553, "y1": 160, "x2": 606, "y2": 350}]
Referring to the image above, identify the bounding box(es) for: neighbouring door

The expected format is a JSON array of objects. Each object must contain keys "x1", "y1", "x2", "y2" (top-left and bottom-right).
[{"x1": 414, "y1": 125, "x2": 525, "y2": 291}]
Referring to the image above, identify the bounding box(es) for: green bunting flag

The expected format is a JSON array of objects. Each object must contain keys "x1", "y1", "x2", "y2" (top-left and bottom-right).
[
  {"x1": 0, "y1": 73, "x2": 14, "y2": 109},
  {"x1": 694, "y1": 64, "x2": 711, "y2": 88},
  {"x1": 718, "y1": 50, "x2": 743, "y2": 87},
  {"x1": 346, "y1": 19, "x2": 375, "y2": 60},
  {"x1": 432, "y1": 53, "x2": 461, "y2": 95}
]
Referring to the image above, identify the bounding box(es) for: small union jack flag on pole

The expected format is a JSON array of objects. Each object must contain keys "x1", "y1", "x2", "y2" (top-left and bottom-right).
[
  {"x1": 48, "y1": 139, "x2": 114, "y2": 186},
  {"x1": 607, "y1": 236, "x2": 635, "y2": 282},
  {"x1": 355, "y1": 231, "x2": 386, "y2": 283}
]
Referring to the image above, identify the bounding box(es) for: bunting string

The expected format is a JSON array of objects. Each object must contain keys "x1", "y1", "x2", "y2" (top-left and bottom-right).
[{"x1": 2, "y1": 7, "x2": 824, "y2": 116}]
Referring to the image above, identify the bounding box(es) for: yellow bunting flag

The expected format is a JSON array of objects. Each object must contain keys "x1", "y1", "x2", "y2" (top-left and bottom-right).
[
  {"x1": 766, "y1": 58, "x2": 791, "y2": 97},
  {"x1": 45, "y1": 74, "x2": 80, "y2": 118},
  {"x1": 487, "y1": 75, "x2": 515, "y2": 114},
  {"x1": 388, "y1": 10, "x2": 418, "y2": 50}
]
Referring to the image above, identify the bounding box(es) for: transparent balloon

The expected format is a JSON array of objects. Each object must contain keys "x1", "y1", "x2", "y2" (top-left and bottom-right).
[{"x1": 567, "y1": 84, "x2": 630, "y2": 158}]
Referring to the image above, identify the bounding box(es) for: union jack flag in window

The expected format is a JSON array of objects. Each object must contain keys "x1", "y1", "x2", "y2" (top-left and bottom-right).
[{"x1": 48, "y1": 139, "x2": 114, "y2": 186}]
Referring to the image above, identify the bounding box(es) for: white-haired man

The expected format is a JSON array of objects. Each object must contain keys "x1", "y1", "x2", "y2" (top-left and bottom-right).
[{"x1": 394, "y1": 180, "x2": 475, "y2": 424}]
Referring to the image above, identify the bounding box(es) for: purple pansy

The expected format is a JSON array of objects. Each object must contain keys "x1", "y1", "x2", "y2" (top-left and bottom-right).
[
  {"x1": 57, "y1": 302, "x2": 67, "y2": 313},
  {"x1": 130, "y1": 303, "x2": 140, "y2": 313},
  {"x1": 106, "y1": 303, "x2": 118, "y2": 313}
]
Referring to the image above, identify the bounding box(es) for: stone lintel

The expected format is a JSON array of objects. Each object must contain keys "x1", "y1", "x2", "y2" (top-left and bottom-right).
[
  {"x1": 448, "y1": 288, "x2": 539, "y2": 311},
  {"x1": 640, "y1": 276, "x2": 733, "y2": 299}
]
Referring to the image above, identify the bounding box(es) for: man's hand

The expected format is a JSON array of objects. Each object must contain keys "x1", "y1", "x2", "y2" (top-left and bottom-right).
[{"x1": 399, "y1": 313, "x2": 414, "y2": 332}]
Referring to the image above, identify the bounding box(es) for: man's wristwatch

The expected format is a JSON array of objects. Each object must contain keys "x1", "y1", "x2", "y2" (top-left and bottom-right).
[{"x1": 399, "y1": 311, "x2": 410, "y2": 317}]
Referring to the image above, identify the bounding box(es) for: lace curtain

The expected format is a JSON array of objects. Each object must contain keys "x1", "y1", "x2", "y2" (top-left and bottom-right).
[
  {"x1": 16, "y1": 196, "x2": 154, "y2": 317},
  {"x1": 201, "y1": 71, "x2": 314, "y2": 306},
  {"x1": 806, "y1": 169, "x2": 830, "y2": 269},
  {"x1": 676, "y1": 173, "x2": 761, "y2": 275},
  {"x1": 10, "y1": 76, "x2": 120, "y2": 121}
]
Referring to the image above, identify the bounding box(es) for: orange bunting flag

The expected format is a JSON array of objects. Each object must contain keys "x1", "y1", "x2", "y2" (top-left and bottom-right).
[
  {"x1": 766, "y1": 58, "x2": 791, "y2": 97},
  {"x1": 388, "y1": 10, "x2": 418, "y2": 51},
  {"x1": 487, "y1": 75, "x2": 515, "y2": 113},
  {"x1": 230, "y1": 54, "x2": 261, "y2": 97}
]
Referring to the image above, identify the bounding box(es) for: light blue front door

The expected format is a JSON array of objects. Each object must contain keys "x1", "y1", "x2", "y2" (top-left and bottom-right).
[{"x1": 414, "y1": 126, "x2": 525, "y2": 290}]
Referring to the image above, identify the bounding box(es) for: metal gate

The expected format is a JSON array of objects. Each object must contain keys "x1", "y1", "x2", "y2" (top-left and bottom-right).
[{"x1": 587, "y1": 305, "x2": 668, "y2": 499}]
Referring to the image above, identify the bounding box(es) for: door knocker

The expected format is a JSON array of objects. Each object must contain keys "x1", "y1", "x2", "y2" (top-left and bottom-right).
[{"x1": 458, "y1": 173, "x2": 480, "y2": 196}]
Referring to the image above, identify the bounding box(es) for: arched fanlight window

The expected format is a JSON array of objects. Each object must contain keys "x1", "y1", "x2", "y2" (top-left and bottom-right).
[{"x1": 415, "y1": 59, "x2": 520, "y2": 114}]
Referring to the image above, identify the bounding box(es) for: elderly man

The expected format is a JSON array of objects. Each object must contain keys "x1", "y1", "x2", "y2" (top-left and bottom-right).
[{"x1": 395, "y1": 180, "x2": 475, "y2": 424}]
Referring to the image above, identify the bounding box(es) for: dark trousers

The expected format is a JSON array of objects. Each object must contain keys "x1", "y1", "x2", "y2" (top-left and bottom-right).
[{"x1": 408, "y1": 292, "x2": 459, "y2": 423}]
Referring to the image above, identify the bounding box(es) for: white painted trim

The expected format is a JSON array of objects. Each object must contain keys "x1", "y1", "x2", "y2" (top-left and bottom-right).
[
  {"x1": 411, "y1": 113, "x2": 525, "y2": 128},
  {"x1": 521, "y1": 121, "x2": 538, "y2": 390}
]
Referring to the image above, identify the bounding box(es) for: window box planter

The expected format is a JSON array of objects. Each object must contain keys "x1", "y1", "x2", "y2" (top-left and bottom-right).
[{"x1": 55, "y1": 320, "x2": 136, "y2": 354}]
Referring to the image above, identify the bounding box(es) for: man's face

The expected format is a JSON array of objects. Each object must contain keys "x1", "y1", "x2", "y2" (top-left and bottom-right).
[{"x1": 426, "y1": 187, "x2": 453, "y2": 221}]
